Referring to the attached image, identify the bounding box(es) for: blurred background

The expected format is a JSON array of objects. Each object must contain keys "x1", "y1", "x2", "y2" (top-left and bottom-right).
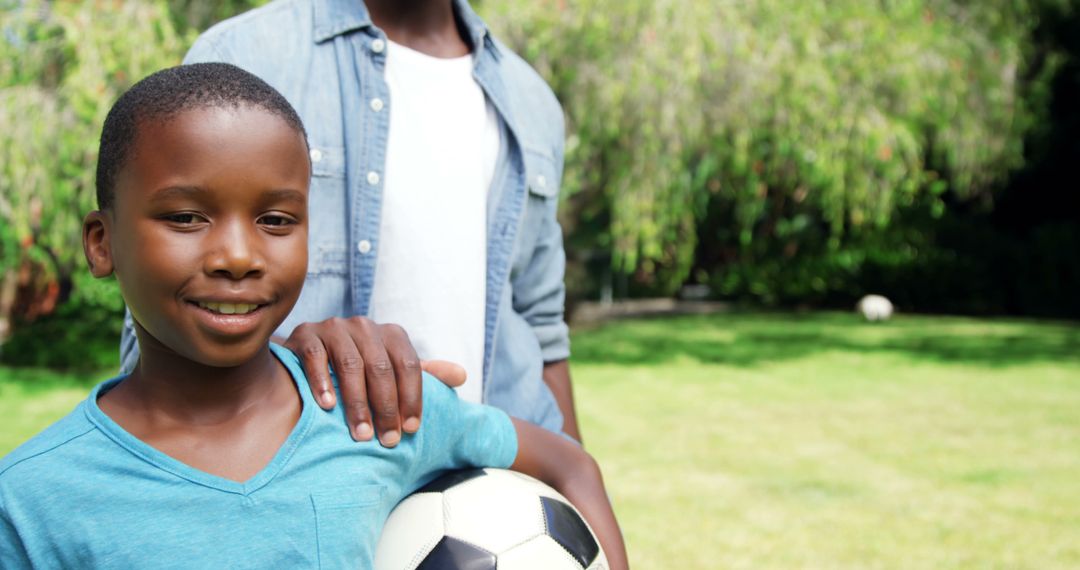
[{"x1": 1, "y1": 1, "x2": 1078, "y2": 567}]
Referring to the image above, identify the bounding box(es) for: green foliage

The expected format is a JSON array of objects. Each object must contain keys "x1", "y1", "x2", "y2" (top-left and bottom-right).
[
  {"x1": 164, "y1": 0, "x2": 266, "y2": 34},
  {"x1": 0, "y1": 0, "x2": 273, "y2": 349},
  {"x1": 0, "y1": 0, "x2": 186, "y2": 344},
  {"x1": 1, "y1": 0, "x2": 187, "y2": 266},
  {"x1": 1, "y1": 0, "x2": 1075, "y2": 357},
  {"x1": 0, "y1": 273, "x2": 123, "y2": 370},
  {"x1": 481, "y1": 0, "x2": 1064, "y2": 295}
]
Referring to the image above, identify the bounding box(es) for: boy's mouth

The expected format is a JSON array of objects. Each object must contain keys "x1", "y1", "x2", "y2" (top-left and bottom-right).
[{"x1": 195, "y1": 301, "x2": 263, "y2": 315}]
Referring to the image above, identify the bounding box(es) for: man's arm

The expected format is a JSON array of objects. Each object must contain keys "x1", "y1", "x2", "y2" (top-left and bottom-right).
[
  {"x1": 513, "y1": 138, "x2": 581, "y2": 438},
  {"x1": 543, "y1": 359, "x2": 582, "y2": 442},
  {"x1": 510, "y1": 418, "x2": 628, "y2": 569}
]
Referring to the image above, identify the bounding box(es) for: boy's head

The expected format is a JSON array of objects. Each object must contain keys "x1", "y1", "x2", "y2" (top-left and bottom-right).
[
  {"x1": 94, "y1": 62, "x2": 308, "y2": 211},
  {"x1": 83, "y1": 63, "x2": 312, "y2": 368}
]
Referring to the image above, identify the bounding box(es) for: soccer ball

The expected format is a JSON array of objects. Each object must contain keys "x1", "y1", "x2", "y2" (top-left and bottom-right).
[
  {"x1": 857, "y1": 294, "x2": 894, "y2": 322},
  {"x1": 375, "y1": 468, "x2": 608, "y2": 569}
]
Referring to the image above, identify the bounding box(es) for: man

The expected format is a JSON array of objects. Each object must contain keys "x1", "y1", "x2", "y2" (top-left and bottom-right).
[{"x1": 119, "y1": 0, "x2": 581, "y2": 445}]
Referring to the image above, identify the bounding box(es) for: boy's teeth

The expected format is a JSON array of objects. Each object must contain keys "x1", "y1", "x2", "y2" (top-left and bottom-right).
[{"x1": 197, "y1": 301, "x2": 258, "y2": 314}]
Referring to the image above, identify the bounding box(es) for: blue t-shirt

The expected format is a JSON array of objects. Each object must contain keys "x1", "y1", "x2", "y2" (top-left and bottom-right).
[{"x1": 0, "y1": 344, "x2": 518, "y2": 569}]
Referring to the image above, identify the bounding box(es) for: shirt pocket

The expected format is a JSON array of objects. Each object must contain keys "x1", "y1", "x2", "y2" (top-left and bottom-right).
[
  {"x1": 307, "y1": 144, "x2": 349, "y2": 276},
  {"x1": 513, "y1": 149, "x2": 560, "y2": 275},
  {"x1": 524, "y1": 147, "x2": 559, "y2": 199},
  {"x1": 309, "y1": 144, "x2": 346, "y2": 179},
  {"x1": 311, "y1": 484, "x2": 386, "y2": 569}
]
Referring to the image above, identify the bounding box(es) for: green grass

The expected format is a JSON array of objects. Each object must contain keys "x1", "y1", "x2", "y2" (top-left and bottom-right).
[
  {"x1": 2, "y1": 312, "x2": 1078, "y2": 568},
  {"x1": 0, "y1": 366, "x2": 112, "y2": 455},
  {"x1": 571, "y1": 313, "x2": 1080, "y2": 568}
]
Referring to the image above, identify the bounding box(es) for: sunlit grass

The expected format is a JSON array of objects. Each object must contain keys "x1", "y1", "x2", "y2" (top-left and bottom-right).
[
  {"x1": 2, "y1": 312, "x2": 1078, "y2": 568},
  {"x1": 0, "y1": 366, "x2": 110, "y2": 454},
  {"x1": 573, "y1": 313, "x2": 1080, "y2": 568}
]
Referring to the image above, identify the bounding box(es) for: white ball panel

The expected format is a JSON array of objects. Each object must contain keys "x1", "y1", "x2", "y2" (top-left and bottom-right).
[
  {"x1": 443, "y1": 470, "x2": 547, "y2": 554},
  {"x1": 489, "y1": 468, "x2": 571, "y2": 505},
  {"x1": 471, "y1": 470, "x2": 605, "y2": 567},
  {"x1": 496, "y1": 534, "x2": 584, "y2": 569},
  {"x1": 374, "y1": 493, "x2": 446, "y2": 570},
  {"x1": 489, "y1": 470, "x2": 604, "y2": 564},
  {"x1": 496, "y1": 468, "x2": 544, "y2": 485}
]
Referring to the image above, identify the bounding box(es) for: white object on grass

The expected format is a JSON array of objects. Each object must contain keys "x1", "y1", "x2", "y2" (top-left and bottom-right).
[{"x1": 857, "y1": 294, "x2": 894, "y2": 321}]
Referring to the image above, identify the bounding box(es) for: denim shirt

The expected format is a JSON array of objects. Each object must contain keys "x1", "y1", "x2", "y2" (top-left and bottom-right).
[{"x1": 119, "y1": 0, "x2": 569, "y2": 433}]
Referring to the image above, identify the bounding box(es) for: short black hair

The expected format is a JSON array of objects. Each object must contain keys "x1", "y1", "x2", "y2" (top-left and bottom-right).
[{"x1": 95, "y1": 62, "x2": 308, "y2": 209}]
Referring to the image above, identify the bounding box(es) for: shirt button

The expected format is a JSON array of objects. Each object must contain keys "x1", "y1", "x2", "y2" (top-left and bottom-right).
[
  {"x1": 370, "y1": 98, "x2": 384, "y2": 112},
  {"x1": 536, "y1": 175, "x2": 547, "y2": 188},
  {"x1": 357, "y1": 240, "x2": 372, "y2": 254},
  {"x1": 309, "y1": 148, "x2": 322, "y2": 163},
  {"x1": 367, "y1": 171, "x2": 380, "y2": 185},
  {"x1": 370, "y1": 38, "x2": 385, "y2": 53}
]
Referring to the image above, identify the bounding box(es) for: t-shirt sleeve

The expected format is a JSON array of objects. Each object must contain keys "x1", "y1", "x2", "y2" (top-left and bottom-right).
[
  {"x1": 405, "y1": 374, "x2": 518, "y2": 492},
  {"x1": 0, "y1": 505, "x2": 32, "y2": 570}
]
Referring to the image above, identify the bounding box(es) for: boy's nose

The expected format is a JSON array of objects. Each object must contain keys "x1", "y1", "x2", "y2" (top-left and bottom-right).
[{"x1": 205, "y1": 223, "x2": 266, "y2": 279}]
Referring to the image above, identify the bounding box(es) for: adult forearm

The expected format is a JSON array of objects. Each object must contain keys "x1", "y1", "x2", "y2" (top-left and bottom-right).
[{"x1": 543, "y1": 359, "x2": 582, "y2": 442}]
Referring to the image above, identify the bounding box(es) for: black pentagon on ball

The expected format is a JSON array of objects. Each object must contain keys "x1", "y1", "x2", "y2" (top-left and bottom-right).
[
  {"x1": 416, "y1": 536, "x2": 497, "y2": 570},
  {"x1": 418, "y1": 468, "x2": 488, "y2": 494},
  {"x1": 541, "y1": 497, "x2": 599, "y2": 566}
]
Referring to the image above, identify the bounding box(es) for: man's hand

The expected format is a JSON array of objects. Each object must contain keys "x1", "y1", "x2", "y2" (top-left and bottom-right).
[{"x1": 279, "y1": 317, "x2": 465, "y2": 447}]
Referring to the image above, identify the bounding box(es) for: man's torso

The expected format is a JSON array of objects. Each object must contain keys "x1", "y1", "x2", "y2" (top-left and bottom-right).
[{"x1": 366, "y1": 38, "x2": 499, "y2": 402}]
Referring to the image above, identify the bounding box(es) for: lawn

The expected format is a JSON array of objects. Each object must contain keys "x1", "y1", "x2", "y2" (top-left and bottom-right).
[
  {"x1": 0, "y1": 366, "x2": 112, "y2": 455},
  {"x1": 2, "y1": 312, "x2": 1079, "y2": 568}
]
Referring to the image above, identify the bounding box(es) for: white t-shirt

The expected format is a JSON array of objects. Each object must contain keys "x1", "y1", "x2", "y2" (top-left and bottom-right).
[{"x1": 368, "y1": 40, "x2": 501, "y2": 403}]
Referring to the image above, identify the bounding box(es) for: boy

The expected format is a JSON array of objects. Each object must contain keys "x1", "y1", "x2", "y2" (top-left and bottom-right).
[
  {"x1": 121, "y1": 0, "x2": 582, "y2": 447},
  {"x1": 0, "y1": 63, "x2": 627, "y2": 569}
]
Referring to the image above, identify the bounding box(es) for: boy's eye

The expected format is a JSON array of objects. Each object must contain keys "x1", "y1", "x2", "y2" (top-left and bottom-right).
[
  {"x1": 162, "y1": 213, "x2": 202, "y2": 224},
  {"x1": 259, "y1": 214, "x2": 297, "y2": 227}
]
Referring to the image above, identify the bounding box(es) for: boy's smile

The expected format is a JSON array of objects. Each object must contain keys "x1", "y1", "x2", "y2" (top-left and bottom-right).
[{"x1": 86, "y1": 105, "x2": 311, "y2": 368}]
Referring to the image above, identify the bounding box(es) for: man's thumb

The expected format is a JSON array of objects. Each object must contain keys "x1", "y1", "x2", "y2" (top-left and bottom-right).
[{"x1": 420, "y1": 360, "x2": 467, "y2": 387}]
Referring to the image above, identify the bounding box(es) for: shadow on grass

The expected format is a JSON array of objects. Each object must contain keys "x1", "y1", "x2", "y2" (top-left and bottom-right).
[{"x1": 570, "y1": 312, "x2": 1080, "y2": 368}]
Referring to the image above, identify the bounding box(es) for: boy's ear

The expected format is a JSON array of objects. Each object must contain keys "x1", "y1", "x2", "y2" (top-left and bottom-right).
[{"x1": 82, "y1": 210, "x2": 114, "y2": 278}]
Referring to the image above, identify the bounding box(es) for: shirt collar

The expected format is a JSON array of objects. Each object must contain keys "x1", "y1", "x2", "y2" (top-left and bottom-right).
[
  {"x1": 453, "y1": 0, "x2": 499, "y2": 58},
  {"x1": 312, "y1": 0, "x2": 501, "y2": 59},
  {"x1": 313, "y1": 0, "x2": 372, "y2": 42}
]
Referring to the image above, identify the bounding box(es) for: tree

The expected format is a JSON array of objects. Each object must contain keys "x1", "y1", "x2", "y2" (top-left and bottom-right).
[
  {"x1": 0, "y1": 0, "x2": 185, "y2": 346},
  {"x1": 480, "y1": 0, "x2": 1061, "y2": 298}
]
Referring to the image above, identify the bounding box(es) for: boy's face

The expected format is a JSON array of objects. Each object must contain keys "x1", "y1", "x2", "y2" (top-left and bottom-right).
[{"x1": 84, "y1": 105, "x2": 310, "y2": 368}]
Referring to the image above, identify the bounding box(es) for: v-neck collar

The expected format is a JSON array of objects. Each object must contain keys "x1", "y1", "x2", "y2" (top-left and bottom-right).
[{"x1": 84, "y1": 344, "x2": 314, "y2": 496}]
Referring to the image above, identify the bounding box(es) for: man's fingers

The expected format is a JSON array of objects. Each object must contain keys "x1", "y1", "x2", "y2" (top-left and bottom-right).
[
  {"x1": 325, "y1": 331, "x2": 373, "y2": 442},
  {"x1": 352, "y1": 325, "x2": 401, "y2": 447},
  {"x1": 286, "y1": 331, "x2": 336, "y2": 410},
  {"x1": 420, "y1": 360, "x2": 467, "y2": 388},
  {"x1": 382, "y1": 324, "x2": 423, "y2": 434},
  {"x1": 282, "y1": 317, "x2": 429, "y2": 446}
]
